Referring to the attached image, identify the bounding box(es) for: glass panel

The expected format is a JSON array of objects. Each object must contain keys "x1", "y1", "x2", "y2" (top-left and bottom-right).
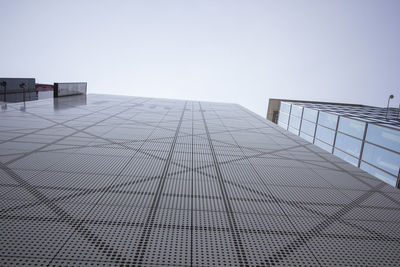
[
  {"x1": 360, "y1": 162, "x2": 397, "y2": 187},
  {"x1": 315, "y1": 139, "x2": 333, "y2": 153},
  {"x1": 362, "y1": 143, "x2": 400, "y2": 176},
  {"x1": 334, "y1": 133, "x2": 362, "y2": 157},
  {"x1": 333, "y1": 148, "x2": 358, "y2": 166},
  {"x1": 288, "y1": 126, "x2": 299, "y2": 135},
  {"x1": 278, "y1": 112, "x2": 289, "y2": 125},
  {"x1": 366, "y1": 124, "x2": 400, "y2": 153},
  {"x1": 280, "y1": 102, "x2": 291, "y2": 114},
  {"x1": 303, "y1": 107, "x2": 318, "y2": 123},
  {"x1": 300, "y1": 132, "x2": 313, "y2": 143},
  {"x1": 301, "y1": 120, "x2": 316, "y2": 136},
  {"x1": 291, "y1": 104, "x2": 303, "y2": 117},
  {"x1": 289, "y1": 115, "x2": 301, "y2": 129},
  {"x1": 318, "y1": 111, "x2": 338, "y2": 129},
  {"x1": 338, "y1": 117, "x2": 365, "y2": 139},
  {"x1": 316, "y1": 125, "x2": 335, "y2": 145},
  {"x1": 278, "y1": 121, "x2": 288, "y2": 130}
]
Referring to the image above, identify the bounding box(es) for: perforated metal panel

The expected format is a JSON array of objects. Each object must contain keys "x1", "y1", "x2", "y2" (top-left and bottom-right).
[{"x1": 1, "y1": 94, "x2": 400, "y2": 266}]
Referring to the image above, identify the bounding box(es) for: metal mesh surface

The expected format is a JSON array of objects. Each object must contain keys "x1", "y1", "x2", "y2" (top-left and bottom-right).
[{"x1": 1, "y1": 94, "x2": 400, "y2": 266}]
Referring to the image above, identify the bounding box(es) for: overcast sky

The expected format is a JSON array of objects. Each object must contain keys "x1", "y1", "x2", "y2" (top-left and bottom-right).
[{"x1": 1, "y1": 0, "x2": 399, "y2": 116}]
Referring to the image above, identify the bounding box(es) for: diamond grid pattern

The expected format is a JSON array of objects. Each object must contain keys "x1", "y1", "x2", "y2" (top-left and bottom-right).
[{"x1": 1, "y1": 94, "x2": 400, "y2": 266}]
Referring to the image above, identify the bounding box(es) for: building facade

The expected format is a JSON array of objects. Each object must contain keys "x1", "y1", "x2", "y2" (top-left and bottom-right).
[
  {"x1": 0, "y1": 78, "x2": 37, "y2": 103},
  {"x1": 0, "y1": 78, "x2": 87, "y2": 103},
  {"x1": 276, "y1": 100, "x2": 400, "y2": 188},
  {"x1": 1, "y1": 94, "x2": 400, "y2": 266}
]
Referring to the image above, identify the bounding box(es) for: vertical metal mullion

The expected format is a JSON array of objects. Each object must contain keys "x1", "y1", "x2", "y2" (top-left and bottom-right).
[
  {"x1": 286, "y1": 103, "x2": 292, "y2": 131},
  {"x1": 358, "y1": 122, "x2": 368, "y2": 168},
  {"x1": 312, "y1": 111, "x2": 320, "y2": 144},
  {"x1": 298, "y1": 106, "x2": 304, "y2": 136},
  {"x1": 332, "y1": 115, "x2": 340, "y2": 154}
]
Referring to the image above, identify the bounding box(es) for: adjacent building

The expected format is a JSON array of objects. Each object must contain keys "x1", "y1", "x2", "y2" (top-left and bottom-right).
[
  {"x1": 0, "y1": 78, "x2": 87, "y2": 103},
  {"x1": 1, "y1": 94, "x2": 400, "y2": 266},
  {"x1": 0, "y1": 78, "x2": 37, "y2": 102},
  {"x1": 270, "y1": 99, "x2": 400, "y2": 188}
]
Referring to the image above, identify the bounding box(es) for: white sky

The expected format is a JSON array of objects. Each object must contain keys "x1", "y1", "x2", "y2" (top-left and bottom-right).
[{"x1": 1, "y1": 0, "x2": 399, "y2": 116}]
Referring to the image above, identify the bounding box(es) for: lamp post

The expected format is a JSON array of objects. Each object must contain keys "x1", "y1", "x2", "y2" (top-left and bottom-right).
[
  {"x1": 19, "y1": 83, "x2": 26, "y2": 111},
  {"x1": 1, "y1": 81, "x2": 6, "y2": 102},
  {"x1": 385, "y1": 94, "x2": 394, "y2": 120},
  {"x1": 19, "y1": 83, "x2": 26, "y2": 102},
  {"x1": 1, "y1": 81, "x2": 6, "y2": 110}
]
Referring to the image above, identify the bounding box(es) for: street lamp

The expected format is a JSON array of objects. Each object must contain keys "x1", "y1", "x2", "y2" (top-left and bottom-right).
[
  {"x1": 19, "y1": 83, "x2": 26, "y2": 102},
  {"x1": 1, "y1": 81, "x2": 6, "y2": 102},
  {"x1": 385, "y1": 94, "x2": 394, "y2": 120},
  {"x1": 19, "y1": 83, "x2": 26, "y2": 111},
  {"x1": 1, "y1": 81, "x2": 6, "y2": 109}
]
